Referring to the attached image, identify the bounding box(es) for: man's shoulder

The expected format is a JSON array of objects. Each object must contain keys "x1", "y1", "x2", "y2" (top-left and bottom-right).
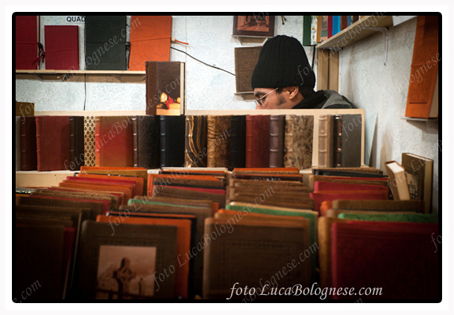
[{"x1": 320, "y1": 90, "x2": 356, "y2": 109}]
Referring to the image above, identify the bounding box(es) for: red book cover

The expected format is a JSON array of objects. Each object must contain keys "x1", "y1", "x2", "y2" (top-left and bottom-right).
[
  {"x1": 314, "y1": 181, "x2": 389, "y2": 195},
  {"x1": 35, "y1": 116, "x2": 70, "y2": 171},
  {"x1": 44, "y1": 25, "x2": 79, "y2": 70},
  {"x1": 15, "y1": 15, "x2": 39, "y2": 70},
  {"x1": 340, "y1": 16, "x2": 348, "y2": 30},
  {"x1": 331, "y1": 221, "x2": 439, "y2": 300},
  {"x1": 129, "y1": 16, "x2": 172, "y2": 70},
  {"x1": 95, "y1": 116, "x2": 133, "y2": 167},
  {"x1": 327, "y1": 16, "x2": 333, "y2": 38},
  {"x1": 64, "y1": 176, "x2": 137, "y2": 197},
  {"x1": 245, "y1": 115, "x2": 270, "y2": 168},
  {"x1": 310, "y1": 190, "x2": 387, "y2": 214}
]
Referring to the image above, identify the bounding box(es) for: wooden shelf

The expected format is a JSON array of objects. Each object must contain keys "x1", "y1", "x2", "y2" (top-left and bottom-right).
[
  {"x1": 401, "y1": 117, "x2": 438, "y2": 122},
  {"x1": 16, "y1": 70, "x2": 145, "y2": 75},
  {"x1": 16, "y1": 70, "x2": 146, "y2": 83},
  {"x1": 316, "y1": 15, "x2": 394, "y2": 50}
]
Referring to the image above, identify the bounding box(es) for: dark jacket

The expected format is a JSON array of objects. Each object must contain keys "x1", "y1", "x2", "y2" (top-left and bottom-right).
[{"x1": 292, "y1": 90, "x2": 356, "y2": 109}]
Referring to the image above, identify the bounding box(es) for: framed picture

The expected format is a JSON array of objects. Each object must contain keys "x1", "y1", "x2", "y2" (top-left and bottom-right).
[{"x1": 233, "y1": 15, "x2": 275, "y2": 37}]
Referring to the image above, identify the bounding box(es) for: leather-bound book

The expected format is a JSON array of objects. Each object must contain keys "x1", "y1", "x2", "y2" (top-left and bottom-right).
[
  {"x1": 185, "y1": 116, "x2": 208, "y2": 167},
  {"x1": 74, "y1": 221, "x2": 178, "y2": 300},
  {"x1": 332, "y1": 199, "x2": 425, "y2": 212},
  {"x1": 234, "y1": 46, "x2": 262, "y2": 93},
  {"x1": 331, "y1": 221, "x2": 439, "y2": 300},
  {"x1": 129, "y1": 16, "x2": 172, "y2": 71},
  {"x1": 160, "y1": 116, "x2": 185, "y2": 167},
  {"x1": 340, "y1": 16, "x2": 348, "y2": 30},
  {"x1": 203, "y1": 218, "x2": 312, "y2": 300},
  {"x1": 207, "y1": 115, "x2": 231, "y2": 168},
  {"x1": 15, "y1": 15, "x2": 39, "y2": 70},
  {"x1": 35, "y1": 116, "x2": 70, "y2": 171},
  {"x1": 15, "y1": 101, "x2": 34, "y2": 117},
  {"x1": 15, "y1": 225, "x2": 65, "y2": 300},
  {"x1": 132, "y1": 115, "x2": 160, "y2": 169},
  {"x1": 269, "y1": 115, "x2": 285, "y2": 167},
  {"x1": 44, "y1": 25, "x2": 79, "y2": 70},
  {"x1": 84, "y1": 16, "x2": 127, "y2": 70},
  {"x1": 332, "y1": 114, "x2": 362, "y2": 167},
  {"x1": 245, "y1": 115, "x2": 270, "y2": 168},
  {"x1": 146, "y1": 61, "x2": 185, "y2": 116},
  {"x1": 337, "y1": 212, "x2": 437, "y2": 223},
  {"x1": 229, "y1": 115, "x2": 246, "y2": 169},
  {"x1": 327, "y1": 209, "x2": 420, "y2": 218},
  {"x1": 83, "y1": 116, "x2": 96, "y2": 167},
  {"x1": 95, "y1": 116, "x2": 133, "y2": 167},
  {"x1": 15, "y1": 117, "x2": 20, "y2": 171},
  {"x1": 78, "y1": 173, "x2": 145, "y2": 198},
  {"x1": 318, "y1": 217, "x2": 344, "y2": 289},
  {"x1": 318, "y1": 114, "x2": 333, "y2": 168},
  {"x1": 405, "y1": 16, "x2": 439, "y2": 118},
  {"x1": 284, "y1": 115, "x2": 314, "y2": 170},
  {"x1": 20, "y1": 116, "x2": 37, "y2": 170},
  {"x1": 69, "y1": 116, "x2": 84, "y2": 170}
]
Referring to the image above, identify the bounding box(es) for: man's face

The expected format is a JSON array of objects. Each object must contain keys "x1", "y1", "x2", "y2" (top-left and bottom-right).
[{"x1": 253, "y1": 88, "x2": 288, "y2": 109}]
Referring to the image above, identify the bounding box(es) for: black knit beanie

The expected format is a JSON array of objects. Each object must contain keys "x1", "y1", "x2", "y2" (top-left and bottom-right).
[{"x1": 251, "y1": 35, "x2": 315, "y2": 96}]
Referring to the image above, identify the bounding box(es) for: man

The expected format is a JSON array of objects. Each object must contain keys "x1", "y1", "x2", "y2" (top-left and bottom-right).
[{"x1": 251, "y1": 35, "x2": 356, "y2": 110}]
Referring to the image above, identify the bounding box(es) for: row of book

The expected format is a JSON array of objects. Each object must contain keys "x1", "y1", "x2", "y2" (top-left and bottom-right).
[
  {"x1": 302, "y1": 15, "x2": 361, "y2": 46},
  {"x1": 16, "y1": 15, "x2": 172, "y2": 71},
  {"x1": 15, "y1": 114, "x2": 363, "y2": 172},
  {"x1": 15, "y1": 166, "x2": 438, "y2": 301}
]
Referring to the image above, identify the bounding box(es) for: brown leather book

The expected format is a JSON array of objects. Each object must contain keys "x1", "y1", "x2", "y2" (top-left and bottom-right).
[
  {"x1": 203, "y1": 217, "x2": 312, "y2": 300},
  {"x1": 245, "y1": 115, "x2": 270, "y2": 168},
  {"x1": 234, "y1": 46, "x2": 262, "y2": 93},
  {"x1": 96, "y1": 215, "x2": 191, "y2": 299},
  {"x1": 317, "y1": 114, "x2": 333, "y2": 168},
  {"x1": 332, "y1": 199, "x2": 425, "y2": 212},
  {"x1": 69, "y1": 116, "x2": 85, "y2": 171},
  {"x1": 318, "y1": 217, "x2": 344, "y2": 289},
  {"x1": 405, "y1": 16, "x2": 439, "y2": 118},
  {"x1": 74, "y1": 221, "x2": 178, "y2": 300},
  {"x1": 132, "y1": 115, "x2": 160, "y2": 169},
  {"x1": 185, "y1": 115, "x2": 208, "y2": 167},
  {"x1": 58, "y1": 181, "x2": 131, "y2": 206},
  {"x1": 17, "y1": 196, "x2": 103, "y2": 220},
  {"x1": 132, "y1": 195, "x2": 214, "y2": 210},
  {"x1": 20, "y1": 116, "x2": 37, "y2": 170},
  {"x1": 77, "y1": 173, "x2": 145, "y2": 197},
  {"x1": 15, "y1": 101, "x2": 34, "y2": 117},
  {"x1": 35, "y1": 116, "x2": 70, "y2": 171},
  {"x1": 16, "y1": 117, "x2": 20, "y2": 170},
  {"x1": 269, "y1": 115, "x2": 285, "y2": 168},
  {"x1": 119, "y1": 203, "x2": 212, "y2": 298},
  {"x1": 207, "y1": 115, "x2": 232, "y2": 168},
  {"x1": 155, "y1": 187, "x2": 226, "y2": 209},
  {"x1": 83, "y1": 116, "x2": 96, "y2": 167},
  {"x1": 332, "y1": 114, "x2": 362, "y2": 167},
  {"x1": 284, "y1": 115, "x2": 314, "y2": 170},
  {"x1": 95, "y1": 116, "x2": 133, "y2": 167}
]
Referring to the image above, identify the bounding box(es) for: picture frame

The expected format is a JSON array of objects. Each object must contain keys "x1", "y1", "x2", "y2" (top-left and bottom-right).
[{"x1": 232, "y1": 15, "x2": 275, "y2": 37}]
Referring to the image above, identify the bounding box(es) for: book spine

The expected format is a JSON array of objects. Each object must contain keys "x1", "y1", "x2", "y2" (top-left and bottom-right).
[
  {"x1": 132, "y1": 116, "x2": 139, "y2": 167},
  {"x1": 283, "y1": 115, "x2": 295, "y2": 168},
  {"x1": 207, "y1": 116, "x2": 217, "y2": 168},
  {"x1": 20, "y1": 117, "x2": 29, "y2": 170},
  {"x1": 94, "y1": 117, "x2": 102, "y2": 167},
  {"x1": 318, "y1": 115, "x2": 328, "y2": 167},
  {"x1": 69, "y1": 117, "x2": 75, "y2": 171},
  {"x1": 245, "y1": 116, "x2": 253, "y2": 168},
  {"x1": 303, "y1": 16, "x2": 312, "y2": 46},
  {"x1": 35, "y1": 116, "x2": 43, "y2": 171},
  {"x1": 230, "y1": 116, "x2": 246, "y2": 169},
  {"x1": 69, "y1": 117, "x2": 84, "y2": 170},
  {"x1": 333, "y1": 115, "x2": 343, "y2": 167},
  {"x1": 269, "y1": 115, "x2": 284, "y2": 167},
  {"x1": 185, "y1": 116, "x2": 193, "y2": 167},
  {"x1": 160, "y1": 116, "x2": 167, "y2": 167}
]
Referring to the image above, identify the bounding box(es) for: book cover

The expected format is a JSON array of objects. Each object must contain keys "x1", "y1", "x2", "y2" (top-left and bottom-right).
[
  {"x1": 310, "y1": 16, "x2": 318, "y2": 45},
  {"x1": 95, "y1": 116, "x2": 133, "y2": 167},
  {"x1": 332, "y1": 16, "x2": 341, "y2": 36},
  {"x1": 15, "y1": 117, "x2": 21, "y2": 171},
  {"x1": 340, "y1": 16, "x2": 348, "y2": 30},
  {"x1": 20, "y1": 116, "x2": 37, "y2": 170},
  {"x1": 69, "y1": 116, "x2": 84, "y2": 171},
  {"x1": 84, "y1": 16, "x2": 127, "y2": 70},
  {"x1": 320, "y1": 16, "x2": 329, "y2": 42},
  {"x1": 185, "y1": 116, "x2": 208, "y2": 167},
  {"x1": 327, "y1": 16, "x2": 333, "y2": 38},
  {"x1": 245, "y1": 115, "x2": 270, "y2": 168},
  {"x1": 234, "y1": 47, "x2": 262, "y2": 93},
  {"x1": 146, "y1": 61, "x2": 185, "y2": 116},
  {"x1": 385, "y1": 160, "x2": 411, "y2": 200},
  {"x1": 318, "y1": 114, "x2": 333, "y2": 168},
  {"x1": 302, "y1": 16, "x2": 312, "y2": 46},
  {"x1": 284, "y1": 115, "x2": 314, "y2": 170},
  {"x1": 35, "y1": 116, "x2": 70, "y2": 171},
  {"x1": 229, "y1": 115, "x2": 246, "y2": 169},
  {"x1": 15, "y1": 15, "x2": 39, "y2": 70},
  {"x1": 83, "y1": 116, "x2": 96, "y2": 167},
  {"x1": 132, "y1": 115, "x2": 160, "y2": 169},
  {"x1": 207, "y1": 115, "x2": 232, "y2": 168},
  {"x1": 332, "y1": 114, "x2": 362, "y2": 167},
  {"x1": 160, "y1": 116, "x2": 185, "y2": 167},
  {"x1": 269, "y1": 115, "x2": 285, "y2": 168},
  {"x1": 44, "y1": 25, "x2": 79, "y2": 70},
  {"x1": 128, "y1": 16, "x2": 172, "y2": 71}
]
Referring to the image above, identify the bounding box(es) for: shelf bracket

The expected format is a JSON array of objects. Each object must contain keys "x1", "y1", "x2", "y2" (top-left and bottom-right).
[{"x1": 365, "y1": 27, "x2": 389, "y2": 66}]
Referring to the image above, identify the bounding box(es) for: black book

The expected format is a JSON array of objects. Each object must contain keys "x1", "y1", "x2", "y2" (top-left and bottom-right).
[
  {"x1": 132, "y1": 116, "x2": 160, "y2": 169},
  {"x1": 229, "y1": 115, "x2": 246, "y2": 169},
  {"x1": 332, "y1": 114, "x2": 362, "y2": 167},
  {"x1": 85, "y1": 16, "x2": 127, "y2": 70},
  {"x1": 160, "y1": 116, "x2": 185, "y2": 167}
]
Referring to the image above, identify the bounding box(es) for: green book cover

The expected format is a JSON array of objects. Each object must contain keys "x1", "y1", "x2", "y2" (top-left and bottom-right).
[
  {"x1": 303, "y1": 16, "x2": 312, "y2": 46},
  {"x1": 127, "y1": 198, "x2": 204, "y2": 209},
  {"x1": 338, "y1": 213, "x2": 437, "y2": 223}
]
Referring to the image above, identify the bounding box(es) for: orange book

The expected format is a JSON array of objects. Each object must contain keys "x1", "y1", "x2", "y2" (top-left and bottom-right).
[
  {"x1": 58, "y1": 181, "x2": 132, "y2": 205},
  {"x1": 320, "y1": 201, "x2": 333, "y2": 217},
  {"x1": 128, "y1": 16, "x2": 172, "y2": 71},
  {"x1": 405, "y1": 15, "x2": 439, "y2": 118},
  {"x1": 76, "y1": 173, "x2": 144, "y2": 197},
  {"x1": 80, "y1": 166, "x2": 147, "y2": 171},
  {"x1": 96, "y1": 215, "x2": 191, "y2": 299}
]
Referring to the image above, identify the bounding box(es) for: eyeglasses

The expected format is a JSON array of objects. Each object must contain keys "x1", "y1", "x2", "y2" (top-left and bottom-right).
[{"x1": 255, "y1": 88, "x2": 278, "y2": 107}]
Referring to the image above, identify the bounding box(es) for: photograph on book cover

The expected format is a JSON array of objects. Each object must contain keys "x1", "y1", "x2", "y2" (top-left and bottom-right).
[
  {"x1": 96, "y1": 245, "x2": 157, "y2": 300},
  {"x1": 233, "y1": 15, "x2": 275, "y2": 37}
]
